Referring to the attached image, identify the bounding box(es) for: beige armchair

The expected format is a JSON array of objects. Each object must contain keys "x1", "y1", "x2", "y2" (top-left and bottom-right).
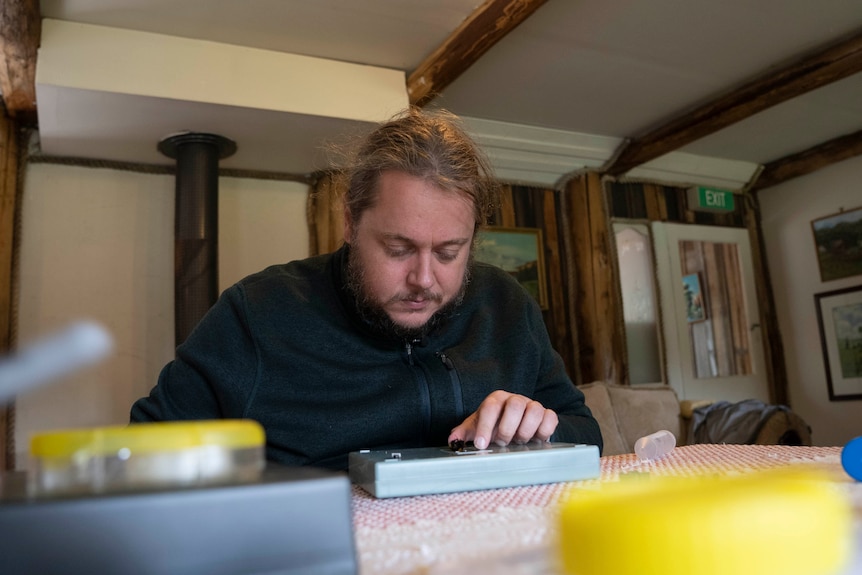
[{"x1": 579, "y1": 380, "x2": 812, "y2": 456}]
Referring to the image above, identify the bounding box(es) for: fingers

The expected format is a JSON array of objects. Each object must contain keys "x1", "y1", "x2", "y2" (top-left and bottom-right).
[
  {"x1": 473, "y1": 391, "x2": 507, "y2": 449},
  {"x1": 494, "y1": 396, "x2": 558, "y2": 445},
  {"x1": 447, "y1": 418, "x2": 476, "y2": 446},
  {"x1": 532, "y1": 408, "x2": 559, "y2": 442},
  {"x1": 448, "y1": 391, "x2": 560, "y2": 450}
]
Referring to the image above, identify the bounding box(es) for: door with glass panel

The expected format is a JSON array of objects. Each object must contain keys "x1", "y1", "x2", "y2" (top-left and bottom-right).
[
  {"x1": 614, "y1": 223, "x2": 664, "y2": 385},
  {"x1": 652, "y1": 223, "x2": 768, "y2": 402}
]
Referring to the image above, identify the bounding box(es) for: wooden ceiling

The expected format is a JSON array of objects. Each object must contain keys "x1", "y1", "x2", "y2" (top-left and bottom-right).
[{"x1": 3, "y1": 0, "x2": 862, "y2": 192}]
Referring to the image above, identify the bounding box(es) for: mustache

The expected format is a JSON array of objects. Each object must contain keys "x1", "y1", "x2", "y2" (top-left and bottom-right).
[{"x1": 391, "y1": 290, "x2": 444, "y2": 304}]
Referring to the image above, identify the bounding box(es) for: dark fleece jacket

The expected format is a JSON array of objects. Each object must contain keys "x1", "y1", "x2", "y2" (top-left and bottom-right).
[{"x1": 131, "y1": 245, "x2": 603, "y2": 470}]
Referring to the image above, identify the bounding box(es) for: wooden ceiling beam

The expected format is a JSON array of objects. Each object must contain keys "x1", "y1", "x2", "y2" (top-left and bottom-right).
[
  {"x1": 606, "y1": 29, "x2": 862, "y2": 176},
  {"x1": 0, "y1": 0, "x2": 40, "y2": 124},
  {"x1": 407, "y1": 0, "x2": 547, "y2": 108},
  {"x1": 748, "y1": 128, "x2": 862, "y2": 193}
]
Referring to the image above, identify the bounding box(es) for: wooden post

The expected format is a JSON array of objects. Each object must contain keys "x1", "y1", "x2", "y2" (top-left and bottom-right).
[
  {"x1": 0, "y1": 107, "x2": 20, "y2": 470},
  {"x1": 0, "y1": 0, "x2": 41, "y2": 125},
  {"x1": 565, "y1": 172, "x2": 626, "y2": 385}
]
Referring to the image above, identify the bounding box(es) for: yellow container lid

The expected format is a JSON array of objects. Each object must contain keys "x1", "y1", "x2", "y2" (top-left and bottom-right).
[
  {"x1": 31, "y1": 420, "x2": 265, "y2": 458},
  {"x1": 558, "y1": 469, "x2": 852, "y2": 575}
]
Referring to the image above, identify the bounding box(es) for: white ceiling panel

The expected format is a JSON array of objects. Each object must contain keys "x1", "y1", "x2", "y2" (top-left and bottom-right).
[{"x1": 30, "y1": 0, "x2": 862, "y2": 187}]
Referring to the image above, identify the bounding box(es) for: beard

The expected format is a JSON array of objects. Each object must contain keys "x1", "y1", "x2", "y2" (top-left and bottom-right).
[{"x1": 344, "y1": 243, "x2": 471, "y2": 342}]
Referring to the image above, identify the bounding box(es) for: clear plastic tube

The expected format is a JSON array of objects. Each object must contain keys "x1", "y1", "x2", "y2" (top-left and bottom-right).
[
  {"x1": 0, "y1": 321, "x2": 113, "y2": 404},
  {"x1": 634, "y1": 430, "x2": 676, "y2": 461}
]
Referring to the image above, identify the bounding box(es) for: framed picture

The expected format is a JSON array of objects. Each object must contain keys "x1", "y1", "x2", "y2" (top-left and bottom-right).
[
  {"x1": 811, "y1": 205, "x2": 862, "y2": 282},
  {"x1": 815, "y1": 285, "x2": 862, "y2": 401},
  {"x1": 475, "y1": 226, "x2": 548, "y2": 309},
  {"x1": 682, "y1": 273, "x2": 706, "y2": 322}
]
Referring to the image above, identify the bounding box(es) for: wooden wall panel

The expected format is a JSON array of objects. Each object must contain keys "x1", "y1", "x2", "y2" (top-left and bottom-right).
[
  {"x1": 541, "y1": 188, "x2": 572, "y2": 374},
  {"x1": 498, "y1": 185, "x2": 516, "y2": 227},
  {"x1": 643, "y1": 183, "x2": 668, "y2": 222},
  {"x1": 725, "y1": 245, "x2": 751, "y2": 375},
  {"x1": 566, "y1": 175, "x2": 594, "y2": 383},
  {"x1": 588, "y1": 174, "x2": 624, "y2": 383},
  {"x1": 307, "y1": 173, "x2": 346, "y2": 256},
  {"x1": 705, "y1": 242, "x2": 732, "y2": 376}
]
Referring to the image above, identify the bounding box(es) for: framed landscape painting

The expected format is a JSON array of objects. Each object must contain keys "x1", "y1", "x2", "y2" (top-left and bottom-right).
[
  {"x1": 811, "y1": 206, "x2": 862, "y2": 282},
  {"x1": 475, "y1": 227, "x2": 548, "y2": 309},
  {"x1": 815, "y1": 285, "x2": 862, "y2": 401}
]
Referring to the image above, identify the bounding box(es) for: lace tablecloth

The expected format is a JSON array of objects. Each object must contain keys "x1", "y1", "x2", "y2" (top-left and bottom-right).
[{"x1": 351, "y1": 444, "x2": 860, "y2": 575}]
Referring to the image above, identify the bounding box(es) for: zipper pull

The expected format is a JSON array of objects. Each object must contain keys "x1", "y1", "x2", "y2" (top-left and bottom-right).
[
  {"x1": 405, "y1": 338, "x2": 424, "y2": 366},
  {"x1": 438, "y1": 352, "x2": 454, "y2": 370},
  {"x1": 438, "y1": 352, "x2": 465, "y2": 419}
]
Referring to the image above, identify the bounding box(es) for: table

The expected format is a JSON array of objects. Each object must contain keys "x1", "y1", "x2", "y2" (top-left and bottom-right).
[{"x1": 351, "y1": 444, "x2": 862, "y2": 575}]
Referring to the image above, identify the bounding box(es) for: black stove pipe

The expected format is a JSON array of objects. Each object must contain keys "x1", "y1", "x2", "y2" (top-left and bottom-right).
[{"x1": 158, "y1": 132, "x2": 236, "y2": 347}]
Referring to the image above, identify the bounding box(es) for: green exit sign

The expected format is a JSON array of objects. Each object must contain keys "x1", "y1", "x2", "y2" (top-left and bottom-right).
[{"x1": 687, "y1": 186, "x2": 736, "y2": 212}]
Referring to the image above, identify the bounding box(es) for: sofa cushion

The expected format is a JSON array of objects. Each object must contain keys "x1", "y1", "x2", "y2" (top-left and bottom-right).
[
  {"x1": 606, "y1": 383, "x2": 682, "y2": 452},
  {"x1": 578, "y1": 381, "x2": 628, "y2": 456}
]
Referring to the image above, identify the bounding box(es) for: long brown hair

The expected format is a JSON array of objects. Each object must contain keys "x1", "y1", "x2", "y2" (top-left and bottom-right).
[{"x1": 343, "y1": 108, "x2": 499, "y2": 234}]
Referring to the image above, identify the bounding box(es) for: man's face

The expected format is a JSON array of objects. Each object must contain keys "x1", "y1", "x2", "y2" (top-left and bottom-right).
[{"x1": 344, "y1": 170, "x2": 475, "y2": 336}]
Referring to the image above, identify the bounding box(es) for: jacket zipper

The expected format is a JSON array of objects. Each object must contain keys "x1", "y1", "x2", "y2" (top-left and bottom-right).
[
  {"x1": 438, "y1": 352, "x2": 465, "y2": 421},
  {"x1": 405, "y1": 340, "x2": 431, "y2": 438},
  {"x1": 405, "y1": 341, "x2": 415, "y2": 366}
]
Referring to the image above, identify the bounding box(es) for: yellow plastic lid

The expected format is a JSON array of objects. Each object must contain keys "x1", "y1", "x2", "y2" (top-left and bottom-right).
[
  {"x1": 558, "y1": 469, "x2": 852, "y2": 575},
  {"x1": 30, "y1": 420, "x2": 265, "y2": 458}
]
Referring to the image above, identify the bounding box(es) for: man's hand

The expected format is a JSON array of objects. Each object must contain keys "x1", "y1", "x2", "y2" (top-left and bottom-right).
[{"x1": 447, "y1": 390, "x2": 559, "y2": 450}]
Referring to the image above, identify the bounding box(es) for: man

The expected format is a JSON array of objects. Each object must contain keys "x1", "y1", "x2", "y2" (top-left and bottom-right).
[{"x1": 131, "y1": 108, "x2": 603, "y2": 470}]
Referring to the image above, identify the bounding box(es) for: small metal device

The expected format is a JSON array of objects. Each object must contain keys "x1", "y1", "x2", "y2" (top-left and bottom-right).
[{"x1": 350, "y1": 442, "x2": 600, "y2": 498}]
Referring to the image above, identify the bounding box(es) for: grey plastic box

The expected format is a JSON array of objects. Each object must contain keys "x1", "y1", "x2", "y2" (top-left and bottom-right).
[
  {"x1": 0, "y1": 465, "x2": 357, "y2": 575},
  {"x1": 349, "y1": 442, "x2": 600, "y2": 498}
]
